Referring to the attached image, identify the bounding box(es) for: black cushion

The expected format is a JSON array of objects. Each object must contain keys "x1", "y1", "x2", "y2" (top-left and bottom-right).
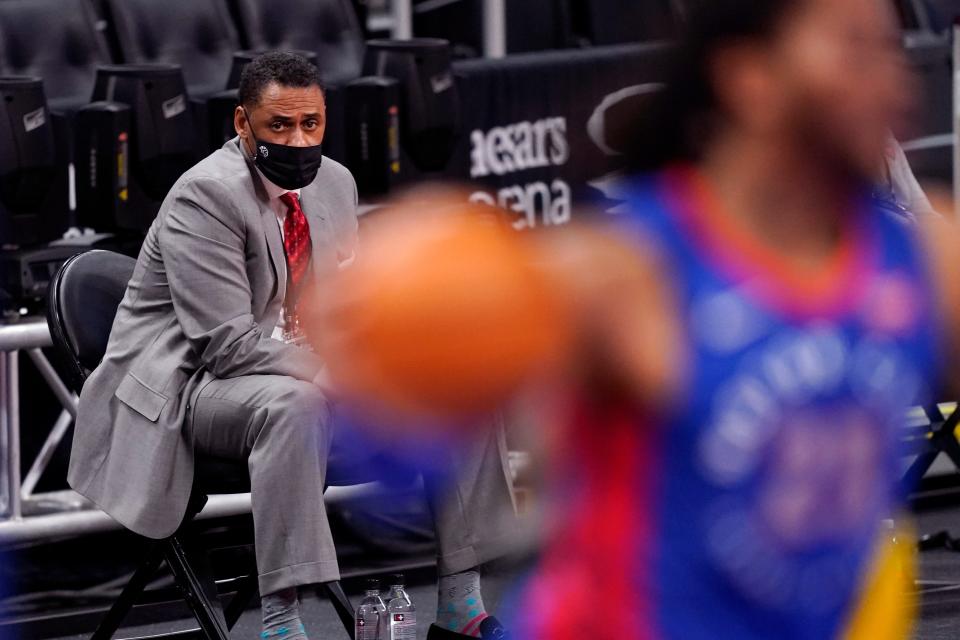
[
  {"x1": 48, "y1": 250, "x2": 136, "y2": 380},
  {"x1": 194, "y1": 450, "x2": 386, "y2": 499},
  {"x1": 233, "y1": 0, "x2": 365, "y2": 85},
  {"x1": 194, "y1": 455, "x2": 251, "y2": 494},
  {"x1": 0, "y1": 0, "x2": 112, "y2": 111},
  {"x1": 103, "y1": 0, "x2": 239, "y2": 97},
  {"x1": 192, "y1": 439, "x2": 381, "y2": 494}
]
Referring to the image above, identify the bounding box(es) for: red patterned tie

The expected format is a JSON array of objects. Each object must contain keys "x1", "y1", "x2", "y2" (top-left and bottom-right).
[
  {"x1": 280, "y1": 192, "x2": 312, "y2": 290},
  {"x1": 279, "y1": 192, "x2": 312, "y2": 341}
]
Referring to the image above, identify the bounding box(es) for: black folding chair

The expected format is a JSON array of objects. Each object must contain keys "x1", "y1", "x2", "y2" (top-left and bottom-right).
[
  {"x1": 902, "y1": 403, "x2": 960, "y2": 490},
  {"x1": 47, "y1": 250, "x2": 356, "y2": 639}
]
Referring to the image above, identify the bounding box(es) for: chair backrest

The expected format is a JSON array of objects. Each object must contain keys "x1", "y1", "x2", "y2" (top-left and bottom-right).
[
  {"x1": 46, "y1": 250, "x2": 136, "y2": 389},
  {"x1": 232, "y1": 0, "x2": 365, "y2": 85},
  {"x1": 0, "y1": 0, "x2": 112, "y2": 112},
  {"x1": 103, "y1": 0, "x2": 239, "y2": 97}
]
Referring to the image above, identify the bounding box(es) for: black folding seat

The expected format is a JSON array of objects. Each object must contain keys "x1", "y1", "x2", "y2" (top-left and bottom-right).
[
  {"x1": 47, "y1": 250, "x2": 360, "y2": 640},
  {"x1": 101, "y1": 0, "x2": 240, "y2": 97},
  {"x1": 231, "y1": 0, "x2": 365, "y2": 85},
  {"x1": 0, "y1": 0, "x2": 112, "y2": 111}
]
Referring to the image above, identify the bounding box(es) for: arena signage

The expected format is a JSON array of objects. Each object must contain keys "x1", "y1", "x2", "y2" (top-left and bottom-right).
[
  {"x1": 468, "y1": 116, "x2": 572, "y2": 230},
  {"x1": 446, "y1": 42, "x2": 675, "y2": 230}
]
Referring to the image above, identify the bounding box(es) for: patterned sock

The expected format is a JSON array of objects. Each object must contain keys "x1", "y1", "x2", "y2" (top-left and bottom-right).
[
  {"x1": 261, "y1": 587, "x2": 308, "y2": 640},
  {"x1": 436, "y1": 570, "x2": 489, "y2": 637}
]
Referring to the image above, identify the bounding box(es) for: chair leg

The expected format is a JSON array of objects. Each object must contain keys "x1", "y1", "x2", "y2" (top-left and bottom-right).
[
  {"x1": 90, "y1": 542, "x2": 165, "y2": 640},
  {"x1": 903, "y1": 449, "x2": 939, "y2": 489},
  {"x1": 318, "y1": 581, "x2": 355, "y2": 640},
  {"x1": 224, "y1": 570, "x2": 259, "y2": 630},
  {"x1": 164, "y1": 534, "x2": 230, "y2": 640},
  {"x1": 939, "y1": 427, "x2": 960, "y2": 468}
]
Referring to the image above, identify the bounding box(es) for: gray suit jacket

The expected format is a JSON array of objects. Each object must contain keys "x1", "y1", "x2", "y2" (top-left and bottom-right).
[{"x1": 69, "y1": 137, "x2": 359, "y2": 539}]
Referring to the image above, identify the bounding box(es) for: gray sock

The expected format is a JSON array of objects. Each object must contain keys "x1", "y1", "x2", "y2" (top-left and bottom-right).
[
  {"x1": 261, "y1": 587, "x2": 307, "y2": 640},
  {"x1": 436, "y1": 570, "x2": 488, "y2": 636}
]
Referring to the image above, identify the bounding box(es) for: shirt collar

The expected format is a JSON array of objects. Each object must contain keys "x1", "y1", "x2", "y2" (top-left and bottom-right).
[{"x1": 256, "y1": 166, "x2": 302, "y2": 202}]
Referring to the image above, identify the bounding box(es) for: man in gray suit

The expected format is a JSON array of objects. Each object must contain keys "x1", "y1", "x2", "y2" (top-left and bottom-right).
[{"x1": 70, "y1": 52, "x2": 515, "y2": 640}]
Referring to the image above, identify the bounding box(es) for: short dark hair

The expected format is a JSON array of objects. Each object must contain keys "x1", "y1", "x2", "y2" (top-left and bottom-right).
[{"x1": 238, "y1": 51, "x2": 324, "y2": 109}]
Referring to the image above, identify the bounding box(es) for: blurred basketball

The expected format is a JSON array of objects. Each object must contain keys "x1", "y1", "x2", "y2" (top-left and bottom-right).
[{"x1": 307, "y1": 192, "x2": 572, "y2": 421}]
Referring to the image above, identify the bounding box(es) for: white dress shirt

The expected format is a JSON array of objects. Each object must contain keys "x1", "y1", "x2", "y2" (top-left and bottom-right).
[{"x1": 258, "y1": 168, "x2": 301, "y2": 342}]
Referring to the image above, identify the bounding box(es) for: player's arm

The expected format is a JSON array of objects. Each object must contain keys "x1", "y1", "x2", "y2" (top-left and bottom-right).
[{"x1": 531, "y1": 224, "x2": 686, "y2": 415}]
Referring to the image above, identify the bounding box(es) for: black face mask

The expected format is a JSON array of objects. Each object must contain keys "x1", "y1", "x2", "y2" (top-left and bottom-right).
[{"x1": 244, "y1": 110, "x2": 324, "y2": 190}]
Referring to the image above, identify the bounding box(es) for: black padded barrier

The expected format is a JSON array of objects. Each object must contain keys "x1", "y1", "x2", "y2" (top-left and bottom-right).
[{"x1": 428, "y1": 42, "x2": 676, "y2": 229}]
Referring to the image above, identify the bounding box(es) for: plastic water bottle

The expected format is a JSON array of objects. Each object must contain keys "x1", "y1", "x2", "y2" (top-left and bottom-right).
[
  {"x1": 387, "y1": 574, "x2": 417, "y2": 640},
  {"x1": 355, "y1": 579, "x2": 387, "y2": 640}
]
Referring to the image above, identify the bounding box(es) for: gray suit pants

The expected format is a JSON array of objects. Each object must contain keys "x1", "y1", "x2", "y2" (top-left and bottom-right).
[{"x1": 188, "y1": 374, "x2": 517, "y2": 595}]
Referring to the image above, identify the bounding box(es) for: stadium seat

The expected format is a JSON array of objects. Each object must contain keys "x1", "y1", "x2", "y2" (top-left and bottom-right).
[
  {"x1": 231, "y1": 0, "x2": 365, "y2": 85},
  {"x1": 101, "y1": 0, "x2": 239, "y2": 97},
  {"x1": 0, "y1": 0, "x2": 111, "y2": 111},
  {"x1": 413, "y1": 0, "x2": 573, "y2": 57}
]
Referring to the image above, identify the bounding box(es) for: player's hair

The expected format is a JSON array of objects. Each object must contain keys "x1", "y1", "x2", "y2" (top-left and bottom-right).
[
  {"x1": 238, "y1": 51, "x2": 324, "y2": 109},
  {"x1": 626, "y1": 0, "x2": 804, "y2": 172}
]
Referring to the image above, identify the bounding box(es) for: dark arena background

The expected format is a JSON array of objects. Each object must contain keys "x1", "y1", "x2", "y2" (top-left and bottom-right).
[{"x1": 2, "y1": 1, "x2": 960, "y2": 639}]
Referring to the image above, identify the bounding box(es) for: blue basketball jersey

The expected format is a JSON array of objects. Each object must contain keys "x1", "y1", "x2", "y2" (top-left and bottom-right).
[{"x1": 611, "y1": 167, "x2": 941, "y2": 639}]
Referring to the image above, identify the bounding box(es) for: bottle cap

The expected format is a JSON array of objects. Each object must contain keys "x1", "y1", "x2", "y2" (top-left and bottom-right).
[
  {"x1": 366, "y1": 578, "x2": 381, "y2": 591},
  {"x1": 390, "y1": 573, "x2": 405, "y2": 587}
]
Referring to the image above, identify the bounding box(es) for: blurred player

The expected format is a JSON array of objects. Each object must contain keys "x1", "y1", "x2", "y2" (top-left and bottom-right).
[
  {"x1": 314, "y1": 0, "x2": 960, "y2": 638},
  {"x1": 520, "y1": 0, "x2": 949, "y2": 638}
]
